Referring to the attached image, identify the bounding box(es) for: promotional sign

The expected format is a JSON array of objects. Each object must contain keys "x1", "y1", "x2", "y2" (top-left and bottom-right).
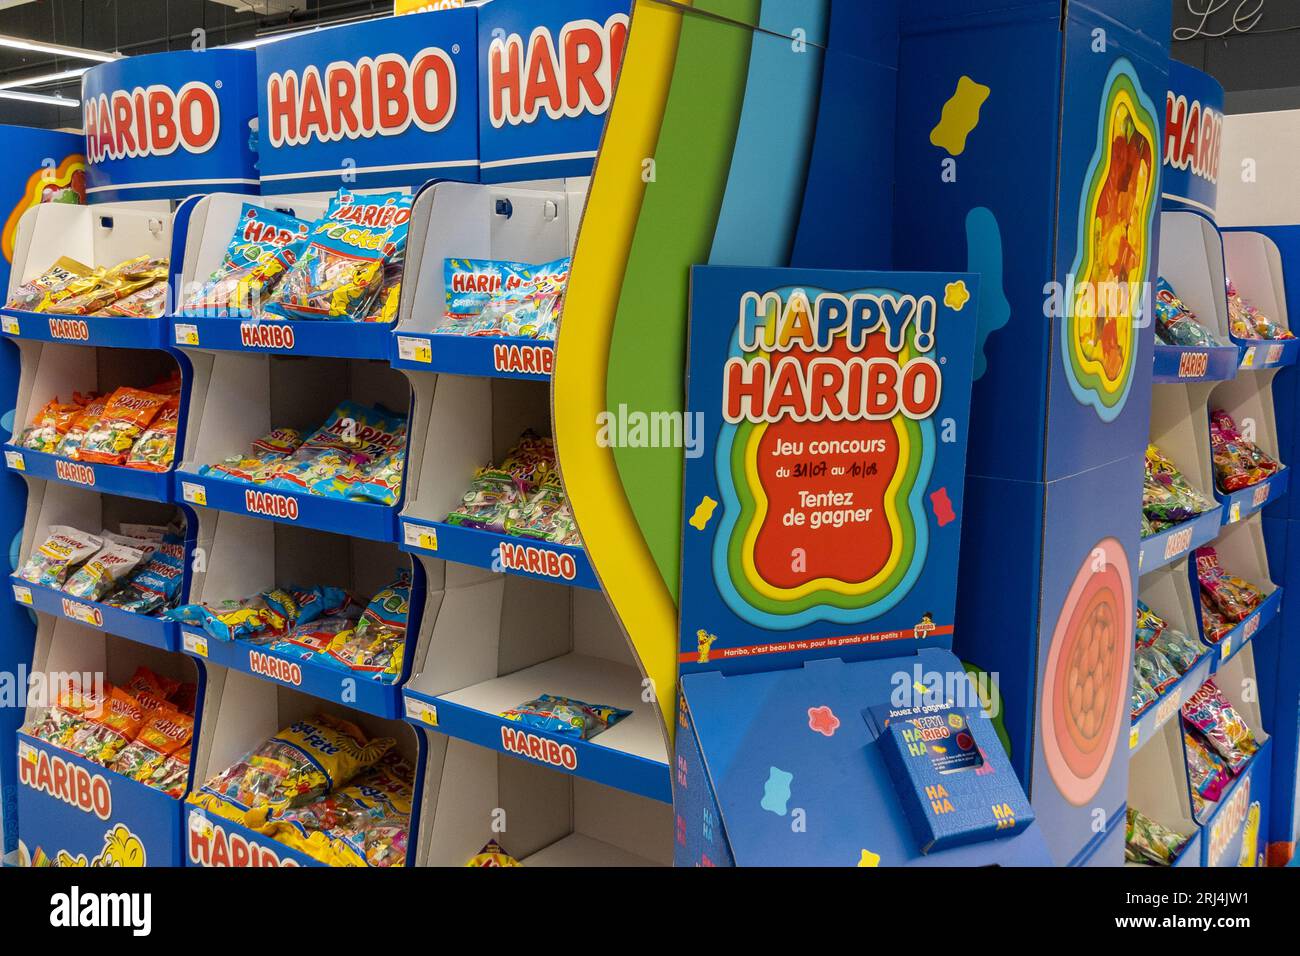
[
  {"x1": 256, "y1": 9, "x2": 479, "y2": 194},
  {"x1": 679, "y1": 266, "x2": 978, "y2": 676},
  {"x1": 81, "y1": 50, "x2": 259, "y2": 203},
  {"x1": 396, "y1": 0, "x2": 465, "y2": 12},
  {"x1": 1162, "y1": 60, "x2": 1223, "y2": 219},
  {"x1": 478, "y1": 0, "x2": 631, "y2": 182}
]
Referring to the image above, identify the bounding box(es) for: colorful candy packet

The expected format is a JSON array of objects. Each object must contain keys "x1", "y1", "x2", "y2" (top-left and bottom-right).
[
  {"x1": 124, "y1": 395, "x2": 180, "y2": 471},
  {"x1": 1134, "y1": 600, "x2": 1166, "y2": 647},
  {"x1": 1153, "y1": 277, "x2": 1218, "y2": 347},
  {"x1": 1210, "y1": 409, "x2": 1280, "y2": 492},
  {"x1": 506, "y1": 475, "x2": 577, "y2": 543},
  {"x1": 435, "y1": 257, "x2": 569, "y2": 339},
  {"x1": 204, "y1": 426, "x2": 303, "y2": 483},
  {"x1": 55, "y1": 396, "x2": 107, "y2": 459},
  {"x1": 1152, "y1": 625, "x2": 1205, "y2": 675},
  {"x1": 189, "y1": 714, "x2": 394, "y2": 826},
  {"x1": 1125, "y1": 807, "x2": 1188, "y2": 865},
  {"x1": 77, "y1": 386, "x2": 171, "y2": 465},
  {"x1": 346, "y1": 448, "x2": 404, "y2": 505},
  {"x1": 1184, "y1": 730, "x2": 1231, "y2": 808},
  {"x1": 181, "y1": 204, "x2": 311, "y2": 317},
  {"x1": 318, "y1": 572, "x2": 410, "y2": 680},
  {"x1": 164, "y1": 597, "x2": 287, "y2": 643},
  {"x1": 19, "y1": 526, "x2": 103, "y2": 587},
  {"x1": 27, "y1": 679, "x2": 110, "y2": 747},
  {"x1": 1182, "y1": 678, "x2": 1260, "y2": 772},
  {"x1": 500, "y1": 693, "x2": 632, "y2": 741},
  {"x1": 1195, "y1": 546, "x2": 1263, "y2": 624},
  {"x1": 103, "y1": 534, "x2": 187, "y2": 615},
  {"x1": 264, "y1": 191, "x2": 412, "y2": 323},
  {"x1": 110, "y1": 707, "x2": 193, "y2": 783},
  {"x1": 20, "y1": 396, "x2": 89, "y2": 453},
  {"x1": 5, "y1": 256, "x2": 93, "y2": 311},
  {"x1": 1131, "y1": 666, "x2": 1158, "y2": 718},
  {"x1": 1143, "y1": 444, "x2": 1213, "y2": 529},
  {"x1": 446, "y1": 468, "x2": 522, "y2": 531},
  {"x1": 62, "y1": 535, "x2": 149, "y2": 601},
  {"x1": 98, "y1": 282, "x2": 169, "y2": 318},
  {"x1": 65, "y1": 686, "x2": 147, "y2": 765},
  {"x1": 45, "y1": 255, "x2": 169, "y2": 317},
  {"x1": 466, "y1": 839, "x2": 523, "y2": 867},
  {"x1": 1226, "y1": 278, "x2": 1295, "y2": 341},
  {"x1": 136, "y1": 744, "x2": 191, "y2": 797},
  {"x1": 1135, "y1": 644, "x2": 1179, "y2": 695}
]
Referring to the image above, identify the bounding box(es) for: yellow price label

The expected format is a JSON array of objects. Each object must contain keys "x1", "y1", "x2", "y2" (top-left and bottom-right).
[
  {"x1": 1220, "y1": 637, "x2": 1232, "y2": 660},
  {"x1": 1129, "y1": 725, "x2": 1140, "y2": 750}
]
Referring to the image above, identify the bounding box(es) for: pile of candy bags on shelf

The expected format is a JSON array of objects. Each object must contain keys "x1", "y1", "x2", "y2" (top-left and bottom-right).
[
  {"x1": 164, "y1": 571, "x2": 410, "y2": 683},
  {"x1": 1195, "y1": 545, "x2": 1266, "y2": 643},
  {"x1": 188, "y1": 713, "x2": 411, "y2": 867},
  {"x1": 446, "y1": 430, "x2": 581, "y2": 546},
  {"x1": 25, "y1": 667, "x2": 196, "y2": 796},
  {"x1": 1182, "y1": 678, "x2": 1261, "y2": 822},
  {"x1": 18, "y1": 371, "x2": 182, "y2": 470},
  {"x1": 1210, "y1": 408, "x2": 1281, "y2": 493},
  {"x1": 179, "y1": 191, "x2": 410, "y2": 324},
  {"x1": 18, "y1": 519, "x2": 186, "y2": 615},
  {"x1": 1141, "y1": 444, "x2": 1216, "y2": 537},
  {"x1": 1125, "y1": 806, "x2": 1189, "y2": 865},
  {"x1": 1153, "y1": 277, "x2": 1220, "y2": 347},
  {"x1": 1226, "y1": 278, "x2": 1295, "y2": 341},
  {"x1": 5, "y1": 255, "x2": 170, "y2": 319},
  {"x1": 434, "y1": 257, "x2": 571, "y2": 340},
  {"x1": 200, "y1": 400, "x2": 406, "y2": 506},
  {"x1": 500, "y1": 693, "x2": 631, "y2": 742},
  {"x1": 1130, "y1": 600, "x2": 1207, "y2": 719}
]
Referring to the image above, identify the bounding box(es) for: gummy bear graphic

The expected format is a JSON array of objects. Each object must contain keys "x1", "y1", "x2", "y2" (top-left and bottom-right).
[
  {"x1": 1063, "y1": 59, "x2": 1159, "y2": 422},
  {"x1": 807, "y1": 705, "x2": 840, "y2": 737},
  {"x1": 696, "y1": 629, "x2": 717, "y2": 664},
  {"x1": 930, "y1": 76, "x2": 990, "y2": 157},
  {"x1": 760, "y1": 766, "x2": 793, "y2": 816}
]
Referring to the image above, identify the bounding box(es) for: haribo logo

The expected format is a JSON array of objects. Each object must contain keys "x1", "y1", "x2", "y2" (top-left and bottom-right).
[
  {"x1": 488, "y1": 14, "x2": 629, "y2": 129},
  {"x1": 47, "y1": 318, "x2": 89, "y2": 341},
  {"x1": 244, "y1": 489, "x2": 300, "y2": 520},
  {"x1": 501, "y1": 726, "x2": 579, "y2": 770},
  {"x1": 84, "y1": 82, "x2": 221, "y2": 164},
  {"x1": 498, "y1": 542, "x2": 578, "y2": 580},
  {"x1": 188, "y1": 818, "x2": 300, "y2": 867},
  {"x1": 19, "y1": 747, "x2": 112, "y2": 820},
  {"x1": 1164, "y1": 92, "x2": 1221, "y2": 185},
  {"x1": 248, "y1": 650, "x2": 302, "y2": 686},
  {"x1": 493, "y1": 343, "x2": 554, "y2": 376},
  {"x1": 265, "y1": 49, "x2": 457, "y2": 148},
  {"x1": 240, "y1": 322, "x2": 296, "y2": 350},
  {"x1": 55, "y1": 460, "x2": 95, "y2": 486},
  {"x1": 1063, "y1": 59, "x2": 1159, "y2": 422},
  {"x1": 61, "y1": 598, "x2": 104, "y2": 628}
]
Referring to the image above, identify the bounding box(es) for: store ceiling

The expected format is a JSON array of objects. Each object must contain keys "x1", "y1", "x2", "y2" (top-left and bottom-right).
[{"x1": 0, "y1": 0, "x2": 391, "y2": 127}]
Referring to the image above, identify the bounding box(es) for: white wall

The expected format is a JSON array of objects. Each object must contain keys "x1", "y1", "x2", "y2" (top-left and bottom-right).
[{"x1": 1218, "y1": 110, "x2": 1300, "y2": 227}]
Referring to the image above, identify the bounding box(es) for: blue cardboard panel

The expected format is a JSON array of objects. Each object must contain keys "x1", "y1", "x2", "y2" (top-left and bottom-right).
[
  {"x1": 679, "y1": 267, "x2": 978, "y2": 676},
  {"x1": 1031, "y1": 454, "x2": 1143, "y2": 866},
  {"x1": 477, "y1": 0, "x2": 631, "y2": 183},
  {"x1": 16, "y1": 734, "x2": 184, "y2": 867},
  {"x1": 82, "y1": 50, "x2": 259, "y2": 204},
  {"x1": 256, "y1": 9, "x2": 479, "y2": 194},
  {"x1": 1202, "y1": 739, "x2": 1270, "y2": 867},
  {"x1": 2, "y1": 309, "x2": 169, "y2": 349},
  {"x1": 1076, "y1": 811, "x2": 1126, "y2": 866},
  {"x1": 170, "y1": 316, "x2": 393, "y2": 362},
  {"x1": 184, "y1": 809, "x2": 320, "y2": 867},
  {"x1": 672, "y1": 695, "x2": 735, "y2": 867},
  {"x1": 677, "y1": 649, "x2": 1050, "y2": 866}
]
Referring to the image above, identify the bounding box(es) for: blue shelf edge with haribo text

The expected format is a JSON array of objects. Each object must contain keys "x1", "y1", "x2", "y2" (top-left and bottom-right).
[
  {"x1": 401, "y1": 687, "x2": 672, "y2": 803},
  {"x1": 1139, "y1": 508, "x2": 1224, "y2": 576},
  {"x1": 171, "y1": 315, "x2": 394, "y2": 361},
  {"x1": 10, "y1": 576, "x2": 180, "y2": 651},
  {"x1": 391, "y1": 330, "x2": 555, "y2": 382},
  {"x1": 1129, "y1": 650, "x2": 1214, "y2": 755},
  {"x1": 1215, "y1": 467, "x2": 1289, "y2": 526},
  {"x1": 4, "y1": 446, "x2": 175, "y2": 503},
  {"x1": 398, "y1": 517, "x2": 597, "y2": 590},
  {"x1": 1189, "y1": 581, "x2": 1282, "y2": 674},
  {"x1": 183, "y1": 806, "x2": 321, "y2": 868},
  {"x1": 175, "y1": 469, "x2": 399, "y2": 543},
  {"x1": 1234, "y1": 337, "x2": 1300, "y2": 371},
  {"x1": 1, "y1": 308, "x2": 171, "y2": 350},
  {"x1": 180, "y1": 629, "x2": 404, "y2": 719},
  {"x1": 1152, "y1": 343, "x2": 1239, "y2": 385}
]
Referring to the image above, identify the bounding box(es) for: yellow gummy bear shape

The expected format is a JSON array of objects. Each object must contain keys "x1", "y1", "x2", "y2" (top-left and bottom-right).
[{"x1": 930, "y1": 76, "x2": 991, "y2": 157}]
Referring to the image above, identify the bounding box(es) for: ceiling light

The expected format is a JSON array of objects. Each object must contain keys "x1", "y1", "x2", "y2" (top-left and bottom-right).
[
  {"x1": 0, "y1": 66, "x2": 91, "y2": 91},
  {"x1": 0, "y1": 34, "x2": 119, "y2": 63},
  {"x1": 0, "y1": 88, "x2": 78, "y2": 106}
]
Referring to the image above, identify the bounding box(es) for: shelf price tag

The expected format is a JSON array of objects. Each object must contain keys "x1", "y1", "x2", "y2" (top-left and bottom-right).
[
  {"x1": 397, "y1": 336, "x2": 432, "y2": 365},
  {"x1": 1, "y1": 315, "x2": 19, "y2": 336},
  {"x1": 1229, "y1": 501, "x2": 1242, "y2": 524},
  {"x1": 1129, "y1": 725, "x2": 1140, "y2": 750},
  {"x1": 189, "y1": 810, "x2": 215, "y2": 839},
  {"x1": 1241, "y1": 347, "x2": 1256, "y2": 369},
  {"x1": 4, "y1": 450, "x2": 25, "y2": 471},
  {"x1": 1220, "y1": 637, "x2": 1232, "y2": 661},
  {"x1": 11, "y1": 585, "x2": 31, "y2": 605},
  {"x1": 403, "y1": 521, "x2": 438, "y2": 552},
  {"x1": 18, "y1": 740, "x2": 35, "y2": 764},
  {"x1": 181, "y1": 481, "x2": 208, "y2": 506},
  {"x1": 404, "y1": 696, "x2": 437, "y2": 726},
  {"x1": 175, "y1": 323, "x2": 200, "y2": 347},
  {"x1": 183, "y1": 631, "x2": 209, "y2": 658}
]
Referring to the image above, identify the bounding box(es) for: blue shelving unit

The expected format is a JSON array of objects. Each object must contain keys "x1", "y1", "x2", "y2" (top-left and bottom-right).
[
  {"x1": 392, "y1": 330, "x2": 555, "y2": 381},
  {"x1": 399, "y1": 516, "x2": 597, "y2": 589},
  {"x1": 10, "y1": 576, "x2": 180, "y2": 652},
  {"x1": 5, "y1": 446, "x2": 175, "y2": 503},
  {"x1": 2, "y1": 309, "x2": 171, "y2": 349},
  {"x1": 171, "y1": 316, "x2": 394, "y2": 361}
]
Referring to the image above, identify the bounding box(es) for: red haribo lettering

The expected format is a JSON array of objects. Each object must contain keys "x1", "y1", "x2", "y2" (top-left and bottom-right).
[
  {"x1": 85, "y1": 81, "x2": 220, "y2": 164},
  {"x1": 244, "y1": 489, "x2": 300, "y2": 520},
  {"x1": 239, "y1": 322, "x2": 296, "y2": 350},
  {"x1": 1164, "y1": 92, "x2": 1222, "y2": 185},
  {"x1": 19, "y1": 748, "x2": 112, "y2": 820},
  {"x1": 47, "y1": 318, "x2": 90, "y2": 341},
  {"x1": 489, "y1": 14, "x2": 629, "y2": 129},
  {"x1": 500, "y1": 726, "x2": 579, "y2": 770},
  {"x1": 492, "y1": 343, "x2": 554, "y2": 375}
]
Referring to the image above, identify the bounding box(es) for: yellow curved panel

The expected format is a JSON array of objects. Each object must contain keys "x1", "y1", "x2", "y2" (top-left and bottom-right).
[{"x1": 553, "y1": 0, "x2": 687, "y2": 744}]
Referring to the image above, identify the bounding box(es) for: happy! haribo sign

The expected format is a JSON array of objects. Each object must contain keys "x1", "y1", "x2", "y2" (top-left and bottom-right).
[{"x1": 679, "y1": 266, "x2": 979, "y2": 676}]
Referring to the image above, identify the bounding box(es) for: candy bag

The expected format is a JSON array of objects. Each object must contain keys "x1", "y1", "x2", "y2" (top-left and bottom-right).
[
  {"x1": 1131, "y1": 667, "x2": 1158, "y2": 718},
  {"x1": 136, "y1": 744, "x2": 191, "y2": 797},
  {"x1": 1152, "y1": 625, "x2": 1204, "y2": 675},
  {"x1": 19, "y1": 526, "x2": 103, "y2": 587},
  {"x1": 1135, "y1": 644, "x2": 1179, "y2": 695},
  {"x1": 103, "y1": 535, "x2": 186, "y2": 615},
  {"x1": 1143, "y1": 444, "x2": 1213, "y2": 527},
  {"x1": 440, "y1": 258, "x2": 536, "y2": 332},
  {"x1": 1210, "y1": 409, "x2": 1280, "y2": 492},
  {"x1": 46, "y1": 256, "x2": 168, "y2": 316},
  {"x1": 111, "y1": 708, "x2": 193, "y2": 781},
  {"x1": 164, "y1": 598, "x2": 286, "y2": 643},
  {"x1": 321, "y1": 573, "x2": 410, "y2": 680},
  {"x1": 466, "y1": 839, "x2": 523, "y2": 867},
  {"x1": 190, "y1": 714, "x2": 394, "y2": 825},
  {"x1": 500, "y1": 693, "x2": 632, "y2": 741},
  {"x1": 19, "y1": 397, "x2": 87, "y2": 453},
  {"x1": 124, "y1": 395, "x2": 180, "y2": 471},
  {"x1": 1134, "y1": 600, "x2": 1166, "y2": 647},
  {"x1": 505, "y1": 476, "x2": 576, "y2": 543},
  {"x1": 182, "y1": 204, "x2": 311, "y2": 317},
  {"x1": 62, "y1": 537, "x2": 147, "y2": 601},
  {"x1": 55, "y1": 396, "x2": 107, "y2": 459},
  {"x1": 77, "y1": 387, "x2": 170, "y2": 465},
  {"x1": 1195, "y1": 546, "x2": 1263, "y2": 623},
  {"x1": 27, "y1": 679, "x2": 109, "y2": 747},
  {"x1": 124, "y1": 665, "x2": 182, "y2": 706},
  {"x1": 263, "y1": 233, "x2": 388, "y2": 322},
  {"x1": 346, "y1": 449, "x2": 405, "y2": 506},
  {"x1": 1153, "y1": 277, "x2": 1218, "y2": 347},
  {"x1": 1182, "y1": 679, "x2": 1259, "y2": 772},
  {"x1": 5, "y1": 256, "x2": 92, "y2": 311},
  {"x1": 290, "y1": 401, "x2": 407, "y2": 464},
  {"x1": 65, "y1": 686, "x2": 146, "y2": 765},
  {"x1": 1184, "y1": 730, "x2": 1231, "y2": 805},
  {"x1": 446, "y1": 468, "x2": 521, "y2": 531},
  {"x1": 204, "y1": 427, "x2": 303, "y2": 483},
  {"x1": 1125, "y1": 807, "x2": 1187, "y2": 865},
  {"x1": 499, "y1": 430, "x2": 556, "y2": 490},
  {"x1": 1227, "y1": 279, "x2": 1295, "y2": 341},
  {"x1": 268, "y1": 617, "x2": 357, "y2": 658},
  {"x1": 98, "y1": 282, "x2": 169, "y2": 318}
]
